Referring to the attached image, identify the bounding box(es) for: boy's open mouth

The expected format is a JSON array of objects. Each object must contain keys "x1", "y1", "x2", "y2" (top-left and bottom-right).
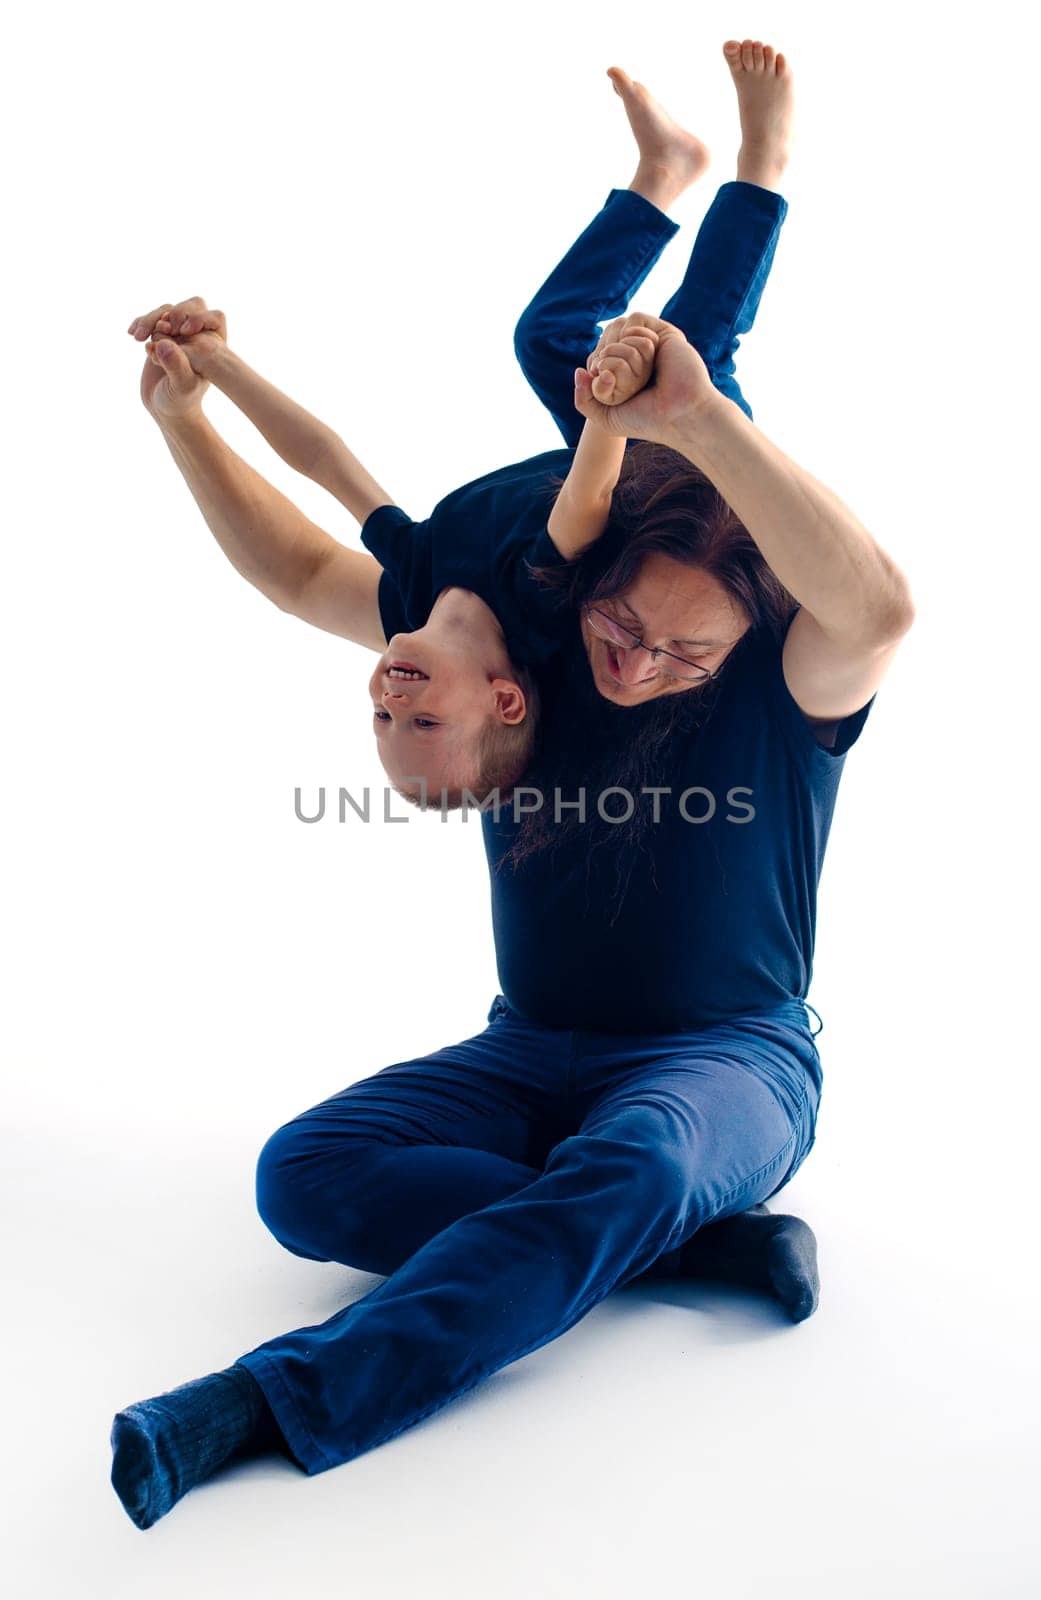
[{"x1": 387, "y1": 661, "x2": 429, "y2": 680}]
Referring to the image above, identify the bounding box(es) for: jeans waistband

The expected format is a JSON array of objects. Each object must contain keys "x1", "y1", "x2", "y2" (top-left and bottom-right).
[{"x1": 488, "y1": 993, "x2": 825, "y2": 1038}]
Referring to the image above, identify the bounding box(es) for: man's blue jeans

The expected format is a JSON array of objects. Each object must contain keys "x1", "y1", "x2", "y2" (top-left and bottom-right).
[
  {"x1": 513, "y1": 179, "x2": 788, "y2": 442},
  {"x1": 237, "y1": 995, "x2": 821, "y2": 1475},
  {"x1": 236, "y1": 182, "x2": 810, "y2": 1476}
]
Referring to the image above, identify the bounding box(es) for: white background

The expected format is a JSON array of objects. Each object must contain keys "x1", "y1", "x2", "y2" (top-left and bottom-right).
[{"x1": 3, "y1": 0, "x2": 1039, "y2": 1593}]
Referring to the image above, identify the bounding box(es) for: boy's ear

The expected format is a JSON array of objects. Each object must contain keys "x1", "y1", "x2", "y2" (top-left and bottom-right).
[{"x1": 491, "y1": 679, "x2": 527, "y2": 725}]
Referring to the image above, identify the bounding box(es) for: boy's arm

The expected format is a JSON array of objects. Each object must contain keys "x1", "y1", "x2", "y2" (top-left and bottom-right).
[
  {"x1": 136, "y1": 298, "x2": 395, "y2": 526},
  {"x1": 545, "y1": 322, "x2": 659, "y2": 560},
  {"x1": 546, "y1": 423, "x2": 627, "y2": 560},
  {"x1": 155, "y1": 405, "x2": 387, "y2": 651},
  {"x1": 200, "y1": 344, "x2": 395, "y2": 528}
]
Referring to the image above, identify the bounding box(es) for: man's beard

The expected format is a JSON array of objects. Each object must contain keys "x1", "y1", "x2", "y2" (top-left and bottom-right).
[{"x1": 495, "y1": 622, "x2": 734, "y2": 877}]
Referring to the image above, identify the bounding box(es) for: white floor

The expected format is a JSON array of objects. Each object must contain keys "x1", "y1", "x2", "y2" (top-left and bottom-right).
[{"x1": 5, "y1": 1045, "x2": 1040, "y2": 1600}]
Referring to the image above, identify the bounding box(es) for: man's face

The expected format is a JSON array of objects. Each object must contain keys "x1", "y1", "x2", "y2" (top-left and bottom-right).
[{"x1": 580, "y1": 553, "x2": 749, "y2": 705}]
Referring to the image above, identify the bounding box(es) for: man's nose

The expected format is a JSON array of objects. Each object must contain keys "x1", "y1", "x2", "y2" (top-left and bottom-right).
[{"x1": 618, "y1": 643, "x2": 658, "y2": 684}]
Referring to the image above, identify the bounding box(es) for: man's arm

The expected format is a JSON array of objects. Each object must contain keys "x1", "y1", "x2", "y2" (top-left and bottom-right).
[
  {"x1": 571, "y1": 314, "x2": 915, "y2": 724},
  {"x1": 667, "y1": 394, "x2": 915, "y2": 720}
]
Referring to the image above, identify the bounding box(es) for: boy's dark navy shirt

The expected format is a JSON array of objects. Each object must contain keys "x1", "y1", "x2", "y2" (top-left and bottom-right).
[
  {"x1": 360, "y1": 448, "x2": 575, "y2": 668},
  {"x1": 362, "y1": 450, "x2": 876, "y2": 1034}
]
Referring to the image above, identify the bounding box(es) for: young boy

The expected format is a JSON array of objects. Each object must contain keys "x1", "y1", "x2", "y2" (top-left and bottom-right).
[
  {"x1": 130, "y1": 43, "x2": 793, "y2": 809},
  {"x1": 136, "y1": 307, "x2": 657, "y2": 807}
]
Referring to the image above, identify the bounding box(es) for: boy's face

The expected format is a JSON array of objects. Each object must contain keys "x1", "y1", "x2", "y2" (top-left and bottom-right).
[{"x1": 368, "y1": 629, "x2": 526, "y2": 800}]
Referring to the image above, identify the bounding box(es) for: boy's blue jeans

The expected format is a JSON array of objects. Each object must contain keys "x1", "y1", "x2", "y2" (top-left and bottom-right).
[
  {"x1": 513, "y1": 179, "x2": 788, "y2": 443},
  {"x1": 236, "y1": 182, "x2": 814, "y2": 1478}
]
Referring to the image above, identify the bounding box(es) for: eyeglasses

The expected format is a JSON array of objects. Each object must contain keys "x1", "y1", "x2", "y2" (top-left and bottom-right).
[{"x1": 583, "y1": 606, "x2": 723, "y2": 681}]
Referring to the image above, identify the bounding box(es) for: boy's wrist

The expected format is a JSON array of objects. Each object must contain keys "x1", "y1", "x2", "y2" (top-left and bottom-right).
[
  {"x1": 558, "y1": 476, "x2": 616, "y2": 514},
  {"x1": 195, "y1": 341, "x2": 238, "y2": 384},
  {"x1": 570, "y1": 421, "x2": 627, "y2": 494},
  {"x1": 155, "y1": 407, "x2": 211, "y2": 444}
]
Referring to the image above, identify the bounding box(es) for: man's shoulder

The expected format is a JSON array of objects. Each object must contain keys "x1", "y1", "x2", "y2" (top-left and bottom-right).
[{"x1": 723, "y1": 624, "x2": 875, "y2": 764}]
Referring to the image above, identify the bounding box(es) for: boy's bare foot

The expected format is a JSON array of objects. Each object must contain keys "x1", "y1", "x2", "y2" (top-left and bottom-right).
[
  {"x1": 723, "y1": 39, "x2": 794, "y2": 191},
  {"x1": 608, "y1": 65, "x2": 711, "y2": 213}
]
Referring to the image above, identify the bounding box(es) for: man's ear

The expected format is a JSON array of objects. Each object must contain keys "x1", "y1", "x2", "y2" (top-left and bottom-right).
[{"x1": 490, "y1": 679, "x2": 527, "y2": 725}]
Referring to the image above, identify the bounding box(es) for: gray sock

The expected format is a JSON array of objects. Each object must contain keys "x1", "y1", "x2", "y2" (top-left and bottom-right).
[{"x1": 678, "y1": 1204, "x2": 821, "y2": 1322}]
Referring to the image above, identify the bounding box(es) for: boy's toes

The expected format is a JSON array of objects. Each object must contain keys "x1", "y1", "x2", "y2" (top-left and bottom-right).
[
  {"x1": 723, "y1": 39, "x2": 742, "y2": 61},
  {"x1": 607, "y1": 65, "x2": 641, "y2": 103}
]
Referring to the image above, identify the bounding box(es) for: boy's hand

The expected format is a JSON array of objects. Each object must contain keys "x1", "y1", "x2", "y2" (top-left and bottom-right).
[
  {"x1": 573, "y1": 313, "x2": 720, "y2": 444},
  {"x1": 138, "y1": 337, "x2": 209, "y2": 425},
  {"x1": 581, "y1": 316, "x2": 659, "y2": 407},
  {"x1": 128, "y1": 296, "x2": 228, "y2": 378}
]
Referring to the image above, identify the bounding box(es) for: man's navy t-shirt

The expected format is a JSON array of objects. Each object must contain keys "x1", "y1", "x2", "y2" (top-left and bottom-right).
[
  {"x1": 362, "y1": 448, "x2": 876, "y2": 1034},
  {"x1": 360, "y1": 448, "x2": 575, "y2": 669},
  {"x1": 481, "y1": 620, "x2": 876, "y2": 1034}
]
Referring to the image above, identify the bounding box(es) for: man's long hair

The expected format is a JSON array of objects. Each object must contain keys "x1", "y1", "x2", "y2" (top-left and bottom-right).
[
  {"x1": 497, "y1": 440, "x2": 798, "y2": 874},
  {"x1": 529, "y1": 439, "x2": 797, "y2": 640}
]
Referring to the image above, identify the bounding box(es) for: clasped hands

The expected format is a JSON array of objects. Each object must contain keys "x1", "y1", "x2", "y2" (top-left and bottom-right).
[
  {"x1": 128, "y1": 298, "x2": 720, "y2": 443},
  {"x1": 128, "y1": 297, "x2": 227, "y2": 424}
]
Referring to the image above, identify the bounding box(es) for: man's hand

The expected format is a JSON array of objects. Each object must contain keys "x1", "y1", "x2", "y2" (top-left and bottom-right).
[
  {"x1": 574, "y1": 313, "x2": 722, "y2": 445},
  {"x1": 128, "y1": 296, "x2": 228, "y2": 378}
]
